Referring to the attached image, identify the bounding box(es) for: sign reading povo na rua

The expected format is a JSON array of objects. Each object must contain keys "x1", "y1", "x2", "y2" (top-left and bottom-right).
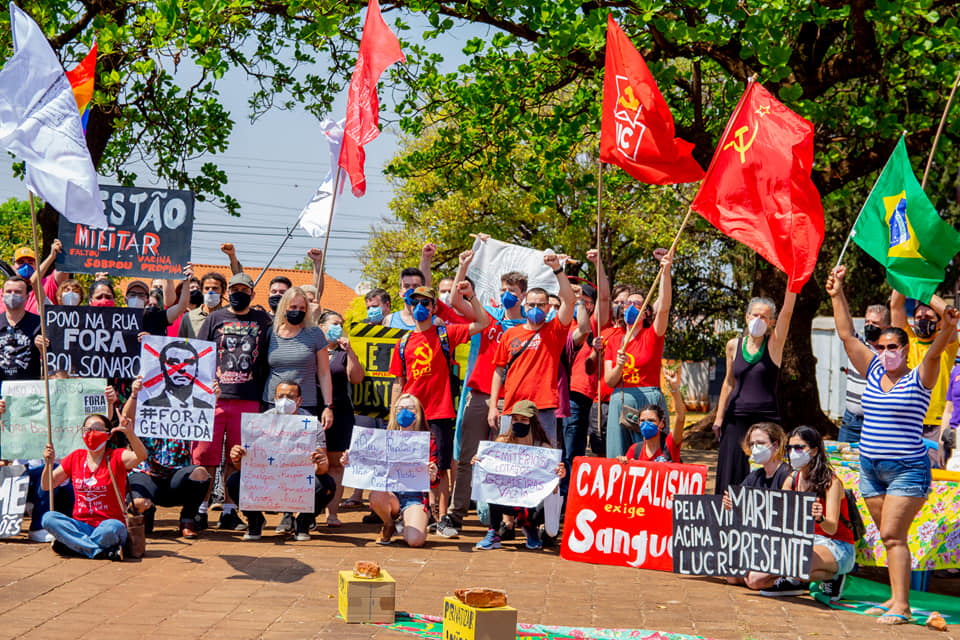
[
  {"x1": 561, "y1": 457, "x2": 707, "y2": 571},
  {"x1": 56, "y1": 184, "x2": 194, "y2": 278},
  {"x1": 672, "y1": 486, "x2": 817, "y2": 579},
  {"x1": 44, "y1": 306, "x2": 142, "y2": 379},
  {"x1": 135, "y1": 336, "x2": 217, "y2": 441}
]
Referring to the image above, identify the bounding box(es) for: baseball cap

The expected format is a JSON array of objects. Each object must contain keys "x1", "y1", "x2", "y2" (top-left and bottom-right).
[
  {"x1": 409, "y1": 286, "x2": 437, "y2": 301},
  {"x1": 13, "y1": 247, "x2": 35, "y2": 262},
  {"x1": 125, "y1": 280, "x2": 149, "y2": 296},
  {"x1": 228, "y1": 273, "x2": 255, "y2": 289},
  {"x1": 511, "y1": 399, "x2": 538, "y2": 418}
]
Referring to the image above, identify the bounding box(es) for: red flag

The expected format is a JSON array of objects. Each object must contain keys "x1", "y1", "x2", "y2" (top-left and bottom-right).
[
  {"x1": 599, "y1": 15, "x2": 703, "y2": 184},
  {"x1": 338, "y1": 0, "x2": 405, "y2": 196},
  {"x1": 690, "y1": 81, "x2": 824, "y2": 293}
]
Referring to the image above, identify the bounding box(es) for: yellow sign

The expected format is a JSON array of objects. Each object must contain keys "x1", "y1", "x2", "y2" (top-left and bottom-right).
[
  {"x1": 338, "y1": 569, "x2": 396, "y2": 624},
  {"x1": 441, "y1": 596, "x2": 517, "y2": 640}
]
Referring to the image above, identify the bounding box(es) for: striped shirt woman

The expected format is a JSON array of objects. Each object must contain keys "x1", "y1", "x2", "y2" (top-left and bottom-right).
[{"x1": 859, "y1": 357, "x2": 930, "y2": 460}]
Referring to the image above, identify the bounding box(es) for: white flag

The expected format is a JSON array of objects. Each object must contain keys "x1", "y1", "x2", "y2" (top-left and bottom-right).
[
  {"x1": 0, "y1": 3, "x2": 106, "y2": 229},
  {"x1": 299, "y1": 117, "x2": 345, "y2": 238}
]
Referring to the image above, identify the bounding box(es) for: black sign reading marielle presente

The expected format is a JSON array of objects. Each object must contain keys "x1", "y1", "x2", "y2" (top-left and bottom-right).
[
  {"x1": 56, "y1": 184, "x2": 194, "y2": 278},
  {"x1": 672, "y1": 486, "x2": 817, "y2": 579},
  {"x1": 44, "y1": 306, "x2": 143, "y2": 379}
]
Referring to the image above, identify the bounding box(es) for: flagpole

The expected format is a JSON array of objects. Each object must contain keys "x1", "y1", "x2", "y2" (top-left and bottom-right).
[
  {"x1": 921, "y1": 69, "x2": 960, "y2": 190},
  {"x1": 27, "y1": 194, "x2": 55, "y2": 513},
  {"x1": 318, "y1": 166, "x2": 343, "y2": 278},
  {"x1": 595, "y1": 159, "x2": 604, "y2": 405},
  {"x1": 253, "y1": 209, "x2": 311, "y2": 287}
]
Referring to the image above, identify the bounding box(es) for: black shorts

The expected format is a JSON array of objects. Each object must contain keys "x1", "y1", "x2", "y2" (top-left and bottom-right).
[{"x1": 429, "y1": 418, "x2": 455, "y2": 471}]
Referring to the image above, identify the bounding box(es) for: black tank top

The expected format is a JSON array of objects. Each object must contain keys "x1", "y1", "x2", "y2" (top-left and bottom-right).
[{"x1": 727, "y1": 336, "x2": 780, "y2": 419}]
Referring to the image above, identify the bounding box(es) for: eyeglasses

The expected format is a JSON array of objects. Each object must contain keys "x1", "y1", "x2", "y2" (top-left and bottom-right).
[
  {"x1": 875, "y1": 343, "x2": 903, "y2": 351},
  {"x1": 784, "y1": 444, "x2": 808, "y2": 452},
  {"x1": 409, "y1": 298, "x2": 431, "y2": 307},
  {"x1": 81, "y1": 426, "x2": 110, "y2": 434}
]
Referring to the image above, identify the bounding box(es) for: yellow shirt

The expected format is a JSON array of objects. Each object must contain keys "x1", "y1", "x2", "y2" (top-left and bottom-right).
[{"x1": 906, "y1": 325, "x2": 959, "y2": 426}]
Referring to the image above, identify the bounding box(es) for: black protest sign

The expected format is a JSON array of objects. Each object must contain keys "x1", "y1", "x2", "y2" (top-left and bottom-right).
[
  {"x1": 44, "y1": 306, "x2": 143, "y2": 379},
  {"x1": 673, "y1": 486, "x2": 817, "y2": 579},
  {"x1": 57, "y1": 184, "x2": 194, "y2": 278},
  {"x1": 0, "y1": 465, "x2": 29, "y2": 538}
]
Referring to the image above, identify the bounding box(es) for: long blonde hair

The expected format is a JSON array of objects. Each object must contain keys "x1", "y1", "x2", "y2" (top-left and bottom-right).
[
  {"x1": 388, "y1": 393, "x2": 427, "y2": 431},
  {"x1": 272, "y1": 286, "x2": 315, "y2": 332}
]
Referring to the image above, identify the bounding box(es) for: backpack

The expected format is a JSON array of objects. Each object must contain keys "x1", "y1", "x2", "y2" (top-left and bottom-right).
[
  {"x1": 398, "y1": 325, "x2": 461, "y2": 400},
  {"x1": 788, "y1": 471, "x2": 865, "y2": 541}
]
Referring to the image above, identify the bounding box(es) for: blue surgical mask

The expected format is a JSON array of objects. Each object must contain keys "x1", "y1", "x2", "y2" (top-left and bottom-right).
[
  {"x1": 624, "y1": 304, "x2": 640, "y2": 326},
  {"x1": 640, "y1": 420, "x2": 660, "y2": 440},
  {"x1": 16, "y1": 263, "x2": 34, "y2": 278},
  {"x1": 366, "y1": 306, "x2": 384, "y2": 323},
  {"x1": 546, "y1": 308, "x2": 557, "y2": 322},
  {"x1": 413, "y1": 303, "x2": 431, "y2": 322},
  {"x1": 527, "y1": 306, "x2": 545, "y2": 325},
  {"x1": 326, "y1": 324, "x2": 343, "y2": 341},
  {"x1": 501, "y1": 291, "x2": 519, "y2": 309},
  {"x1": 397, "y1": 408, "x2": 417, "y2": 428}
]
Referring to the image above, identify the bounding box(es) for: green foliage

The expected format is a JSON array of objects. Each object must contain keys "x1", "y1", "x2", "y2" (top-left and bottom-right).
[{"x1": 0, "y1": 198, "x2": 34, "y2": 264}]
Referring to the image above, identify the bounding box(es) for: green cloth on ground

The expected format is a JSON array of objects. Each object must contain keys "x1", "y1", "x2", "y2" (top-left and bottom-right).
[{"x1": 811, "y1": 575, "x2": 960, "y2": 626}]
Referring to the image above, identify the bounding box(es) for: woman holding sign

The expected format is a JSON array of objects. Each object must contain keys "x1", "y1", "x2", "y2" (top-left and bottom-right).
[
  {"x1": 828, "y1": 266, "x2": 956, "y2": 625},
  {"x1": 616, "y1": 367, "x2": 685, "y2": 463}
]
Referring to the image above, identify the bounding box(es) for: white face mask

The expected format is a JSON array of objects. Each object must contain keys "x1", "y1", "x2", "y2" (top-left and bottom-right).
[
  {"x1": 789, "y1": 449, "x2": 812, "y2": 470},
  {"x1": 439, "y1": 292, "x2": 452, "y2": 305},
  {"x1": 750, "y1": 444, "x2": 773, "y2": 465},
  {"x1": 747, "y1": 317, "x2": 768, "y2": 337},
  {"x1": 126, "y1": 296, "x2": 145, "y2": 309},
  {"x1": 61, "y1": 291, "x2": 80, "y2": 306},
  {"x1": 203, "y1": 291, "x2": 221, "y2": 308},
  {"x1": 275, "y1": 397, "x2": 297, "y2": 415}
]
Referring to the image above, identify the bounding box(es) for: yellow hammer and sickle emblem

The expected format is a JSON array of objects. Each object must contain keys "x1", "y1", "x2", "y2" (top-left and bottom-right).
[
  {"x1": 618, "y1": 86, "x2": 640, "y2": 112},
  {"x1": 723, "y1": 125, "x2": 758, "y2": 164}
]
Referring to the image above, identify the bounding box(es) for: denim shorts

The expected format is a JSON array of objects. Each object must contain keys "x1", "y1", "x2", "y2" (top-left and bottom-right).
[
  {"x1": 395, "y1": 491, "x2": 427, "y2": 512},
  {"x1": 814, "y1": 534, "x2": 856, "y2": 578},
  {"x1": 859, "y1": 454, "x2": 931, "y2": 498}
]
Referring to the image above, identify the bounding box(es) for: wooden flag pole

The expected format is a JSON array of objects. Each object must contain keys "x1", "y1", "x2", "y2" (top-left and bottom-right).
[
  {"x1": 318, "y1": 166, "x2": 343, "y2": 279},
  {"x1": 921, "y1": 69, "x2": 960, "y2": 190},
  {"x1": 27, "y1": 194, "x2": 55, "y2": 511},
  {"x1": 595, "y1": 160, "x2": 604, "y2": 403}
]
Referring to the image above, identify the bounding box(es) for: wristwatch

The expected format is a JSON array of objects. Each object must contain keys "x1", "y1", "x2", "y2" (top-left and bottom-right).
[
  {"x1": 553, "y1": 267, "x2": 563, "y2": 274},
  {"x1": 324, "y1": 403, "x2": 334, "y2": 410}
]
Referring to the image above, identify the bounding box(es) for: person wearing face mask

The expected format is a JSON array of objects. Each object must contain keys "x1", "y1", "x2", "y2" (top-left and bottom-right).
[
  {"x1": 266, "y1": 276, "x2": 292, "y2": 315},
  {"x1": 615, "y1": 368, "x2": 684, "y2": 464},
  {"x1": 0, "y1": 276, "x2": 42, "y2": 382},
  {"x1": 829, "y1": 265, "x2": 958, "y2": 623},
  {"x1": 40, "y1": 413, "x2": 147, "y2": 559},
  {"x1": 712, "y1": 286, "x2": 797, "y2": 496},
  {"x1": 342, "y1": 393, "x2": 439, "y2": 547},
  {"x1": 179, "y1": 272, "x2": 227, "y2": 339},
  {"x1": 891, "y1": 290, "x2": 959, "y2": 468},
  {"x1": 88, "y1": 279, "x2": 117, "y2": 308},
  {"x1": 473, "y1": 401, "x2": 566, "y2": 551},
  {"x1": 437, "y1": 277, "x2": 455, "y2": 306},
  {"x1": 165, "y1": 276, "x2": 202, "y2": 337},
  {"x1": 362, "y1": 288, "x2": 391, "y2": 326},
  {"x1": 384, "y1": 265, "x2": 477, "y2": 330},
  {"x1": 1, "y1": 241, "x2": 69, "y2": 315},
  {"x1": 55, "y1": 279, "x2": 84, "y2": 306},
  {"x1": 604, "y1": 251, "x2": 674, "y2": 459},
  {"x1": 317, "y1": 311, "x2": 365, "y2": 527},
  {"x1": 838, "y1": 304, "x2": 890, "y2": 443},
  {"x1": 226, "y1": 381, "x2": 336, "y2": 541},
  {"x1": 136, "y1": 267, "x2": 194, "y2": 337},
  {"x1": 193, "y1": 272, "x2": 274, "y2": 531}
]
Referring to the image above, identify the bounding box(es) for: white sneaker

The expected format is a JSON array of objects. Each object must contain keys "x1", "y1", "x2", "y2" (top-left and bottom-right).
[{"x1": 28, "y1": 529, "x2": 53, "y2": 543}]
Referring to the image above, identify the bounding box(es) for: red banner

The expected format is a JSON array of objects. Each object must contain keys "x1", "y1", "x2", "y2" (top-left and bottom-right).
[{"x1": 561, "y1": 457, "x2": 707, "y2": 571}]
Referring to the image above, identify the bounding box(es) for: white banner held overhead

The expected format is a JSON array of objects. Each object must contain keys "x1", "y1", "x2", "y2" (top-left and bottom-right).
[{"x1": 467, "y1": 237, "x2": 559, "y2": 308}]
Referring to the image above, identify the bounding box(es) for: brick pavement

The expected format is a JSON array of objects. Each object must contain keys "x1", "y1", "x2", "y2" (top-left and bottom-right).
[{"x1": 1, "y1": 502, "x2": 955, "y2": 640}]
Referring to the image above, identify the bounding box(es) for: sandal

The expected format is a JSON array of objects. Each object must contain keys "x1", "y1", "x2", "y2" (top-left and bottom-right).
[
  {"x1": 375, "y1": 521, "x2": 395, "y2": 545},
  {"x1": 326, "y1": 516, "x2": 342, "y2": 528},
  {"x1": 864, "y1": 605, "x2": 889, "y2": 616},
  {"x1": 339, "y1": 498, "x2": 363, "y2": 509},
  {"x1": 877, "y1": 613, "x2": 912, "y2": 625}
]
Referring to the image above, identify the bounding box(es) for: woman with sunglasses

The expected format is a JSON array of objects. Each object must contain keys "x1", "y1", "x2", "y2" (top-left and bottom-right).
[{"x1": 828, "y1": 265, "x2": 958, "y2": 625}]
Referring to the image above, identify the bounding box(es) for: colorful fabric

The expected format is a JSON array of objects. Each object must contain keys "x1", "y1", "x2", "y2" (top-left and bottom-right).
[
  {"x1": 369, "y1": 611, "x2": 720, "y2": 640},
  {"x1": 835, "y1": 466, "x2": 960, "y2": 570},
  {"x1": 65, "y1": 43, "x2": 96, "y2": 133},
  {"x1": 137, "y1": 437, "x2": 192, "y2": 478},
  {"x1": 811, "y1": 575, "x2": 960, "y2": 626}
]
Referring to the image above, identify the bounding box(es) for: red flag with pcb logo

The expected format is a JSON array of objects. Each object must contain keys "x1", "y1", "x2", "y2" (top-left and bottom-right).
[
  {"x1": 690, "y1": 81, "x2": 825, "y2": 293},
  {"x1": 599, "y1": 15, "x2": 704, "y2": 185}
]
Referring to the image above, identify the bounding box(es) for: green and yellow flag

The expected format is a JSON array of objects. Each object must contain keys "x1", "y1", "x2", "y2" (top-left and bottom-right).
[{"x1": 852, "y1": 135, "x2": 960, "y2": 303}]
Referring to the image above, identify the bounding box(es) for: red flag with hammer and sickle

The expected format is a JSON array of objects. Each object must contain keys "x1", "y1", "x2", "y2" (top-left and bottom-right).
[
  {"x1": 599, "y1": 15, "x2": 704, "y2": 184},
  {"x1": 691, "y1": 81, "x2": 824, "y2": 293}
]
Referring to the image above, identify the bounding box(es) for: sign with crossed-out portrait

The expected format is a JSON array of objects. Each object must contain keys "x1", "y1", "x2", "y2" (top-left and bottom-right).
[{"x1": 135, "y1": 336, "x2": 216, "y2": 441}]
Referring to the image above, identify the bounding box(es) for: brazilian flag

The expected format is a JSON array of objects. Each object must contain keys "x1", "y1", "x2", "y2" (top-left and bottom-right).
[{"x1": 852, "y1": 135, "x2": 960, "y2": 303}]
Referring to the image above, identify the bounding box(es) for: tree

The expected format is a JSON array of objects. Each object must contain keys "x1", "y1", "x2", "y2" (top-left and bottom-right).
[{"x1": 369, "y1": 0, "x2": 960, "y2": 432}]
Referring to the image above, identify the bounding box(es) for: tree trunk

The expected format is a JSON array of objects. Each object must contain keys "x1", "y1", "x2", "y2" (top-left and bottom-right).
[{"x1": 751, "y1": 257, "x2": 836, "y2": 436}]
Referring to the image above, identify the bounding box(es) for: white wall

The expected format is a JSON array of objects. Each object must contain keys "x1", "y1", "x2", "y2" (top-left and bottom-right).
[{"x1": 811, "y1": 316, "x2": 864, "y2": 420}]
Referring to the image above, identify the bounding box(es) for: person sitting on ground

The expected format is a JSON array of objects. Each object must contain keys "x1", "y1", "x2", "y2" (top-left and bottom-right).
[
  {"x1": 40, "y1": 413, "x2": 147, "y2": 559},
  {"x1": 343, "y1": 393, "x2": 438, "y2": 548},
  {"x1": 474, "y1": 400, "x2": 566, "y2": 551},
  {"x1": 615, "y1": 367, "x2": 685, "y2": 463},
  {"x1": 226, "y1": 380, "x2": 336, "y2": 541}
]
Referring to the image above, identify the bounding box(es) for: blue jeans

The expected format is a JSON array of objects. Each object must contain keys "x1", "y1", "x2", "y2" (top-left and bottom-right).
[
  {"x1": 561, "y1": 392, "x2": 594, "y2": 494},
  {"x1": 41, "y1": 511, "x2": 126, "y2": 559},
  {"x1": 606, "y1": 387, "x2": 668, "y2": 458},
  {"x1": 837, "y1": 410, "x2": 863, "y2": 443},
  {"x1": 859, "y1": 454, "x2": 931, "y2": 498}
]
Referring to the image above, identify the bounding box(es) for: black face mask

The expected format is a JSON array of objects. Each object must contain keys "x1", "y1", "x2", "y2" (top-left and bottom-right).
[
  {"x1": 229, "y1": 291, "x2": 251, "y2": 311},
  {"x1": 915, "y1": 317, "x2": 938, "y2": 338},
  {"x1": 863, "y1": 323, "x2": 883, "y2": 343},
  {"x1": 285, "y1": 309, "x2": 306, "y2": 325},
  {"x1": 189, "y1": 289, "x2": 203, "y2": 307},
  {"x1": 511, "y1": 421, "x2": 530, "y2": 438},
  {"x1": 268, "y1": 293, "x2": 283, "y2": 312}
]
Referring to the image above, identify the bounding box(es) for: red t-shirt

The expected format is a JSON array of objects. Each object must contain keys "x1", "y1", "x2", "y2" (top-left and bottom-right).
[
  {"x1": 466, "y1": 311, "x2": 516, "y2": 396},
  {"x1": 493, "y1": 317, "x2": 570, "y2": 413},
  {"x1": 389, "y1": 324, "x2": 471, "y2": 421},
  {"x1": 604, "y1": 325, "x2": 664, "y2": 388},
  {"x1": 626, "y1": 434, "x2": 680, "y2": 463},
  {"x1": 59, "y1": 448, "x2": 127, "y2": 526},
  {"x1": 569, "y1": 317, "x2": 614, "y2": 400},
  {"x1": 592, "y1": 326, "x2": 624, "y2": 402}
]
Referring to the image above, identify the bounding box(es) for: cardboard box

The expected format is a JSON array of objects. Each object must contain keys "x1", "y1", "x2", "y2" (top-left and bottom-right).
[
  {"x1": 337, "y1": 569, "x2": 396, "y2": 623},
  {"x1": 442, "y1": 595, "x2": 517, "y2": 640}
]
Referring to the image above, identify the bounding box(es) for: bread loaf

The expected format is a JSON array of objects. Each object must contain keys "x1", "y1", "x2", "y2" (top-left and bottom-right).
[
  {"x1": 353, "y1": 560, "x2": 381, "y2": 578},
  {"x1": 926, "y1": 612, "x2": 948, "y2": 631},
  {"x1": 454, "y1": 588, "x2": 507, "y2": 608}
]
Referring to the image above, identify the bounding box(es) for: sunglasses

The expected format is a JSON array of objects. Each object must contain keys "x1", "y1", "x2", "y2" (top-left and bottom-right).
[
  {"x1": 875, "y1": 343, "x2": 903, "y2": 351},
  {"x1": 409, "y1": 298, "x2": 431, "y2": 307},
  {"x1": 784, "y1": 444, "x2": 808, "y2": 452}
]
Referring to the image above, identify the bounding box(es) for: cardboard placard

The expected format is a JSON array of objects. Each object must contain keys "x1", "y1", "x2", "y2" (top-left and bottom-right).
[
  {"x1": 342, "y1": 426, "x2": 431, "y2": 492},
  {"x1": 0, "y1": 465, "x2": 29, "y2": 538},
  {"x1": 442, "y1": 595, "x2": 517, "y2": 640},
  {"x1": 0, "y1": 378, "x2": 107, "y2": 460},
  {"x1": 471, "y1": 441, "x2": 561, "y2": 508},
  {"x1": 134, "y1": 336, "x2": 217, "y2": 441},
  {"x1": 239, "y1": 412, "x2": 318, "y2": 512},
  {"x1": 338, "y1": 569, "x2": 396, "y2": 624},
  {"x1": 56, "y1": 184, "x2": 194, "y2": 278},
  {"x1": 672, "y1": 486, "x2": 817, "y2": 579},
  {"x1": 43, "y1": 306, "x2": 142, "y2": 379},
  {"x1": 560, "y1": 457, "x2": 707, "y2": 571}
]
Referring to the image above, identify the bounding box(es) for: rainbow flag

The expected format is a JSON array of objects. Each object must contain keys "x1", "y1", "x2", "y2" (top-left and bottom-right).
[{"x1": 65, "y1": 42, "x2": 96, "y2": 133}]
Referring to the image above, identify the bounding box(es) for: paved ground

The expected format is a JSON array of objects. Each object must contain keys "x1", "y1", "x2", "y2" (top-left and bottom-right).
[{"x1": 1, "y1": 450, "x2": 957, "y2": 639}]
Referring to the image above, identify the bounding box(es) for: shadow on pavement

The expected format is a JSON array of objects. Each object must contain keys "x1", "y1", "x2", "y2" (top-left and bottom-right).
[{"x1": 220, "y1": 554, "x2": 315, "y2": 583}]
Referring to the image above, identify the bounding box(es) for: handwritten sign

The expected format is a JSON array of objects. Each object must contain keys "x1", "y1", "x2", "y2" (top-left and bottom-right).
[
  {"x1": 0, "y1": 465, "x2": 29, "y2": 538},
  {"x1": 672, "y1": 487, "x2": 816, "y2": 579},
  {"x1": 1, "y1": 378, "x2": 107, "y2": 460},
  {"x1": 135, "y1": 336, "x2": 217, "y2": 441},
  {"x1": 342, "y1": 426, "x2": 431, "y2": 493},
  {"x1": 239, "y1": 413, "x2": 318, "y2": 512},
  {"x1": 57, "y1": 184, "x2": 194, "y2": 278},
  {"x1": 560, "y1": 457, "x2": 708, "y2": 571},
  {"x1": 471, "y1": 441, "x2": 560, "y2": 508},
  {"x1": 44, "y1": 306, "x2": 142, "y2": 379}
]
